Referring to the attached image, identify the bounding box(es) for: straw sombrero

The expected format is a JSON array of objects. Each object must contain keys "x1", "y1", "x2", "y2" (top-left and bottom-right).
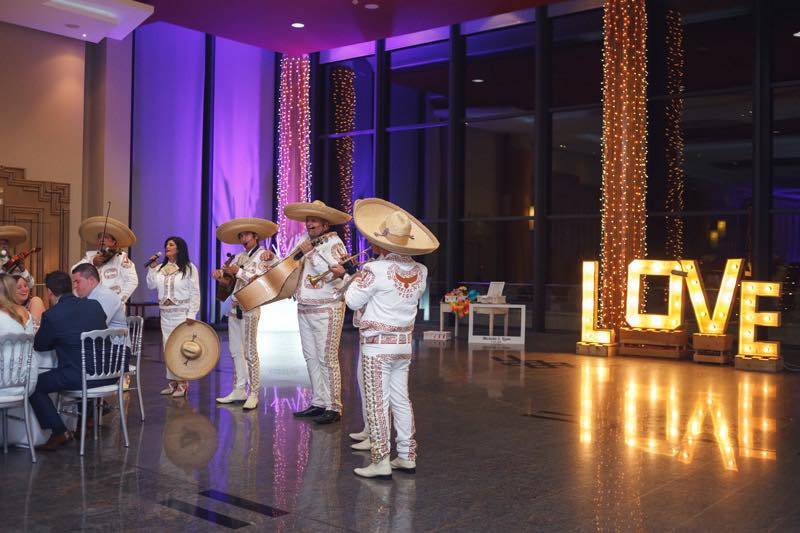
[
  {"x1": 284, "y1": 200, "x2": 351, "y2": 225},
  {"x1": 164, "y1": 320, "x2": 221, "y2": 380},
  {"x1": 216, "y1": 217, "x2": 278, "y2": 245},
  {"x1": 79, "y1": 216, "x2": 136, "y2": 248},
  {"x1": 353, "y1": 198, "x2": 439, "y2": 256},
  {"x1": 0, "y1": 226, "x2": 28, "y2": 247}
]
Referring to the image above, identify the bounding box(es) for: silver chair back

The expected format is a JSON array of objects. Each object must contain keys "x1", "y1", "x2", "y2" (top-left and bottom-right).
[
  {"x1": 80, "y1": 328, "x2": 129, "y2": 386},
  {"x1": 0, "y1": 332, "x2": 36, "y2": 463},
  {"x1": 126, "y1": 316, "x2": 145, "y2": 421}
]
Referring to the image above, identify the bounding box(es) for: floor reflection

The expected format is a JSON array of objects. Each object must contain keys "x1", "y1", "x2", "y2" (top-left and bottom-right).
[{"x1": 579, "y1": 362, "x2": 777, "y2": 471}]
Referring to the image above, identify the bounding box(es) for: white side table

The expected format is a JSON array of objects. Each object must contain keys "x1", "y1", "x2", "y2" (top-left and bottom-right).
[
  {"x1": 468, "y1": 303, "x2": 526, "y2": 346},
  {"x1": 439, "y1": 303, "x2": 466, "y2": 338}
]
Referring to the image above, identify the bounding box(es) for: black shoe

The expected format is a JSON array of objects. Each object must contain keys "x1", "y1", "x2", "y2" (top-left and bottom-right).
[
  {"x1": 293, "y1": 405, "x2": 326, "y2": 418},
  {"x1": 313, "y1": 410, "x2": 341, "y2": 425}
]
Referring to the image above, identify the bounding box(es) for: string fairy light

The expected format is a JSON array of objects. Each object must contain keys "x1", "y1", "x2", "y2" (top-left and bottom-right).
[
  {"x1": 664, "y1": 9, "x2": 685, "y2": 260},
  {"x1": 599, "y1": 0, "x2": 649, "y2": 329},
  {"x1": 330, "y1": 66, "x2": 356, "y2": 252},
  {"x1": 277, "y1": 55, "x2": 312, "y2": 255}
]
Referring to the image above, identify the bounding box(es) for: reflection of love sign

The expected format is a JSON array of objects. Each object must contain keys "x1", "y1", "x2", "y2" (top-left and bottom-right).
[{"x1": 580, "y1": 259, "x2": 782, "y2": 360}]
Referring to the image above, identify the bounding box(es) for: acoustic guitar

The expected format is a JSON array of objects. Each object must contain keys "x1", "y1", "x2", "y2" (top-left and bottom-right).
[{"x1": 215, "y1": 253, "x2": 236, "y2": 302}]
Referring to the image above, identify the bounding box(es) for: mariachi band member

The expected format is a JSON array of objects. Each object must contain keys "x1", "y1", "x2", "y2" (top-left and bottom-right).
[
  {"x1": 73, "y1": 216, "x2": 138, "y2": 304},
  {"x1": 344, "y1": 198, "x2": 439, "y2": 479},
  {"x1": 286, "y1": 200, "x2": 352, "y2": 425},
  {"x1": 147, "y1": 236, "x2": 201, "y2": 398},
  {"x1": 213, "y1": 217, "x2": 278, "y2": 410},
  {"x1": 0, "y1": 225, "x2": 35, "y2": 289}
]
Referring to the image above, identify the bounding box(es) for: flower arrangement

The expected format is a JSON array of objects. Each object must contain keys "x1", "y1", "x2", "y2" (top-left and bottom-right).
[{"x1": 444, "y1": 286, "x2": 479, "y2": 318}]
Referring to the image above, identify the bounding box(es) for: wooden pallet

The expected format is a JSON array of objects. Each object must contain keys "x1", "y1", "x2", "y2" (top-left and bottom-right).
[
  {"x1": 692, "y1": 334, "x2": 735, "y2": 364},
  {"x1": 735, "y1": 355, "x2": 783, "y2": 373},
  {"x1": 576, "y1": 342, "x2": 617, "y2": 357},
  {"x1": 619, "y1": 328, "x2": 690, "y2": 359}
]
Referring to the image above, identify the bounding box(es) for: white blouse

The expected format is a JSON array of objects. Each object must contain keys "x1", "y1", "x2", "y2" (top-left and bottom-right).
[{"x1": 146, "y1": 261, "x2": 201, "y2": 319}]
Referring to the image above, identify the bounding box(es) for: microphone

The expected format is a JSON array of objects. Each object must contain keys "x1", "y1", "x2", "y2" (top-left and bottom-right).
[{"x1": 144, "y1": 251, "x2": 162, "y2": 268}]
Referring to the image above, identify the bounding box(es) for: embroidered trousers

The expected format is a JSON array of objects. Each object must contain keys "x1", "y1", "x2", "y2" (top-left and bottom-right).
[
  {"x1": 160, "y1": 305, "x2": 192, "y2": 380},
  {"x1": 298, "y1": 302, "x2": 344, "y2": 413},
  {"x1": 228, "y1": 307, "x2": 261, "y2": 392},
  {"x1": 361, "y1": 342, "x2": 416, "y2": 463}
]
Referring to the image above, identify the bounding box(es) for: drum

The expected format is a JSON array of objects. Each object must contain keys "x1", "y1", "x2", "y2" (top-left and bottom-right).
[{"x1": 234, "y1": 254, "x2": 302, "y2": 311}]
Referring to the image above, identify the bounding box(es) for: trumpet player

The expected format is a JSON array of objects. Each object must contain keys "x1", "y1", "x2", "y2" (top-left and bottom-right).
[
  {"x1": 72, "y1": 216, "x2": 138, "y2": 304},
  {"x1": 285, "y1": 200, "x2": 352, "y2": 425},
  {"x1": 212, "y1": 218, "x2": 278, "y2": 410}
]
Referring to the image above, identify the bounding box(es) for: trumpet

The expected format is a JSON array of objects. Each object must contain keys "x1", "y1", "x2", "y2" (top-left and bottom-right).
[{"x1": 306, "y1": 248, "x2": 371, "y2": 288}]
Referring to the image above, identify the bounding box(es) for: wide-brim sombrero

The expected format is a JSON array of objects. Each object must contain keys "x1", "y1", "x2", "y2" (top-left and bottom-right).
[
  {"x1": 0, "y1": 226, "x2": 28, "y2": 247},
  {"x1": 216, "y1": 217, "x2": 278, "y2": 245},
  {"x1": 79, "y1": 216, "x2": 136, "y2": 248},
  {"x1": 353, "y1": 198, "x2": 439, "y2": 256},
  {"x1": 164, "y1": 320, "x2": 221, "y2": 381},
  {"x1": 284, "y1": 200, "x2": 351, "y2": 225}
]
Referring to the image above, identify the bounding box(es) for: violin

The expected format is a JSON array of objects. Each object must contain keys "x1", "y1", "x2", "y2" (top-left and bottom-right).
[
  {"x1": 93, "y1": 247, "x2": 123, "y2": 266},
  {"x1": 1, "y1": 247, "x2": 41, "y2": 274}
]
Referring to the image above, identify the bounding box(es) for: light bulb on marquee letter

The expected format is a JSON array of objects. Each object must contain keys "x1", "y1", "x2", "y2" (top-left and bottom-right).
[
  {"x1": 580, "y1": 261, "x2": 614, "y2": 344},
  {"x1": 738, "y1": 281, "x2": 782, "y2": 358},
  {"x1": 626, "y1": 260, "x2": 684, "y2": 330},
  {"x1": 684, "y1": 259, "x2": 742, "y2": 334}
]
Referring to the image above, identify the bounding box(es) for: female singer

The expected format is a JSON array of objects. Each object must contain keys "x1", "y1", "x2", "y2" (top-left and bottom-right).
[
  {"x1": 13, "y1": 274, "x2": 45, "y2": 327},
  {"x1": 146, "y1": 236, "x2": 200, "y2": 398}
]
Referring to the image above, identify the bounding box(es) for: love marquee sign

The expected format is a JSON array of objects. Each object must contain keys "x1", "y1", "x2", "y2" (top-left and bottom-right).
[{"x1": 580, "y1": 259, "x2": 782, "y2": 361}]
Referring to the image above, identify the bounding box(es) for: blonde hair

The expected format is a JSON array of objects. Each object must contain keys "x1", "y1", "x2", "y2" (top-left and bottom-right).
[{"x1": 0, "y1": 273, "x2": 25, "y2": 325}]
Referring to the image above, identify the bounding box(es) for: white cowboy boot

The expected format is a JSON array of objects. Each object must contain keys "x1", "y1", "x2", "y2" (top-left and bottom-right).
[
  {"x1": 354, "y1": 456, "x2": 392, "y2": 480},
  {"x1": 390, "y1": 457, "x2": 416, "y2": 474},
  {"x1": 351, "y1": 438, "x2": 372, "y2": 451},
  {"x1": 242, "y1": 393, "x2": 259, "y2": 410},
  {"x1": 216, "y1": 388, "x2": 247, "y2": 404},
  {"x1": 349, "y1": 429, "x2": 368, "y2": 441}
]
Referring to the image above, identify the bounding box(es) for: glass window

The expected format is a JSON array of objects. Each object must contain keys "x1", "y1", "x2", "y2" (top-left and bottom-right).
[
  {"x1": 771, "y1": 213, "x2": 800, "y2": 345},
  {"x1": 551, "y1": 9, "x2": 603, "y2": 108},
  {"x1": 647, "y1": 0, "x2": 753, "y2": 95},
  {"x1": 323, "y1": 56, "x2": 375, "y2": 134},
  {"x1": 648, "y1": 92, "x2": 753, "y2": 213},
  {"x1": 419, "y1": 222, "x2": 447, "y2": 303},
  {"x1": 465, "y1": 24, "x2": 535, "y2": 119},
  {"x1": 463, "y1": 220, "x2": 533, "y2": 284},
  {"x1": 648, "y1": 214, "x2": 749, "y2": 266},
  {"x1": 389, "y1": 41, "x2": 450, "y2": 126},
  {"x1": 547, "y1": 218, "x2": 601, "y2": 286},
  {"x1": 323, "y1": 134, "x2": 374, "y2": 250},
  {"x1": 388, "y1": 127, "x2": 448, "y2": 220},
  {"x1": 551, "y1": 108, "x2": 602, "y2": 215},
  {"x1": 772, "y1": 0, "x2": 800, "y2": 83},
  {"x1": 465, "y1": 117, "x2": 534, "y2": 218},
  {"x1": 773, "y1": 87, "x2": 800, "y2": 210}
]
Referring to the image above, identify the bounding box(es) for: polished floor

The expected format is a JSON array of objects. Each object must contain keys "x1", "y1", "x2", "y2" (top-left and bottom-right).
[{"x1": 2, "y1": 326, "x2": 800, "y2": 532}]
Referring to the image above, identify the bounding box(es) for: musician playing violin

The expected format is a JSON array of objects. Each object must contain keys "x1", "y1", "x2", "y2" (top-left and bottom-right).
[
  {"x1": 284, "y1": 200, "x2": 352, "y2": 426},
  {"x1": 0, "y1": 225, "x2": 35, "y2": 290},
  {"x1": 212, "y1": 218, "x2": 278, "y2": 411},
  {"x1": 72, "y1": 216, "x2": 138, "y2": 304}
]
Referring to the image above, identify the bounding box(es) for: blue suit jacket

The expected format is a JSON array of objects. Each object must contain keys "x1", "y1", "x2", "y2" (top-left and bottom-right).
[{"x1": 33, "y1": 294, "x2": 110, "y2": 380}]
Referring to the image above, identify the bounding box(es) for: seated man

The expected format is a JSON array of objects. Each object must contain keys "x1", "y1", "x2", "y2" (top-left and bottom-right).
[
  {"x1": 72, "y1": 263, "x2": 127, "y2": 331},
  {"x1": 29, "y1": 271, "x2": 110, "y2": 451}
]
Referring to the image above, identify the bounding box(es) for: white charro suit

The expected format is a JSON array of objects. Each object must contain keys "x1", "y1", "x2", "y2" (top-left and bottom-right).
[
  {"x1": 227, "y1": 245, "x2": 277, "y2": 393},
  {"x1": 345, "y1": 253, "x2": 426, "y2": 464},
  {"x1": 295, "y1": 231, "x2": 349, "y2": 414},
  {"x1": 74, "y1": 251, "x2": 139, "y2": 303}
]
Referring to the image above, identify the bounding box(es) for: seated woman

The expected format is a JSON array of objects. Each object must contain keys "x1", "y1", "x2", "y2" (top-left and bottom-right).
[
  {"x1": 13, "y1": 274, "x2": 44, "y2": 328},
  {"x1": 0, "y1": 273, "x2": 35, "y2": 394}
]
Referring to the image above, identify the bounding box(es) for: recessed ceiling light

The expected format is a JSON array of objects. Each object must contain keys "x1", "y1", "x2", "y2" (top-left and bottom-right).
[
  {"x1": 82, "y1": 33, "x2": 87, "y2": 38},
  {"x1": 472, "y1": 78, "x2": 484, "y2": 83},
  {"x1": 291, "y1": 22, "x2": 305, "y2": 29},
  {"x1": 365, "y1": 3, "x2": 379, "y2": 9},
  {"x1": 794, "y1": 31, "x2": 800, "y2": 38},
  {"x1": 65, "y1": 23, "x2": 79, "y2": 29}
]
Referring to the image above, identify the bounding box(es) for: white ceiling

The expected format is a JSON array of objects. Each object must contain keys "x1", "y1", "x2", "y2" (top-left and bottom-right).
[{"x1": 0, "y1": 0, "x2": 153, "y2": 43}]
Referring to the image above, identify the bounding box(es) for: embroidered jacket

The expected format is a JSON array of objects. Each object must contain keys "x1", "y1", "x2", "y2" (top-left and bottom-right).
[
  {"x1": 344, "y1": 253, "x2": 427, "y2": 338},
  {"x1": 295, "y1": 232, "x2": 349, "y2": 306},
  {"x1": 74, "y1": 251, "x2": 138, "y2": 303},
  {"x1": 146, "y1": 262, "x2": 201, "y2": 319},
  {"x1": 229, "y1": 245, "x2": 277, "y2": 312}
]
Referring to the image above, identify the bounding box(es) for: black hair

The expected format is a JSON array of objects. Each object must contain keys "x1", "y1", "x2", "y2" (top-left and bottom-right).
[
  {"x1": 45, "y1": 271, "x2": 72, "y2": 297},
  {"x1": 71, "y1": 262, "x2": 101, "y2": 282},
  {"x1": 160, "y1": 236, "x2": 192, "y2": 278}
]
